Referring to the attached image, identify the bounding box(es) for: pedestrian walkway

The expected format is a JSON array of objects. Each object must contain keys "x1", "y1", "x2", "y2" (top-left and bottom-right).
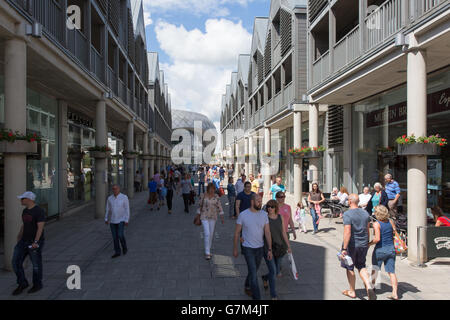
[{"x1": 0, "y1": 184, "x2": 449, "y2": 300}]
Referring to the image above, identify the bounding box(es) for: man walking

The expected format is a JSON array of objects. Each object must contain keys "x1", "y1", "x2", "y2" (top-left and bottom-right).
[
  {"x1": 219, "y1": 166, "x2": 225, "y2": 181},
  {"x1": 269, "y1": 176, "x2": 286, "y2": 200},
  {"x1": 235, "y1": 175, "x2": 246, "y2": 195},
  {"x1": 134, "y1": 170, "x2": 142, "y2": 192},
  {"x1": 384, "y1": 174, "x2": 401, "y2": 219},
  {"x1": 233, "y1": 194, "x2": 272, "y2": 300},
  {"x1": 198, "y1": 168, "x2": 206, "y2": 196},
  {"x1": 235, "y1": 181, "x2": 254, "y2": 219},
  {"x1": 340, "y1": 194, "x2": 376, "y2": 300},
  {"x1": 105, "y1": 185, "x2": 130, "y2": 258},
  {"x1": 12, "y1": 192, "x2": 46, "y2": 295}
]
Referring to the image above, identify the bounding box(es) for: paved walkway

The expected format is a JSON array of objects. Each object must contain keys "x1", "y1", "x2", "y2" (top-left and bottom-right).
[{"x1": 0, "y1": 181, "x2": 449, "y2": 300}]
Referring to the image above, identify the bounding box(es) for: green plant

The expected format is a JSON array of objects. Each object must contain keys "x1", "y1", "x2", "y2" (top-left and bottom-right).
[
  {"x1": 0, "y1": 129, "x2": 41, "y2": 143},
  {"x1": 88, "y1": 145, "x2": 112, "y2": 152},
  {"x1": 396, "y1": 134, "x2": 447, "y2": 146}
]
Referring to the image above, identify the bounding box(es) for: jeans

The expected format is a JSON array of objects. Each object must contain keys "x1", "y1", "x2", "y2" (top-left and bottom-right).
[
  {"x1": 227, "y1": 196, "x2": 236, "y2": 217},
  {"x1": 242, "y1": 246, "x2": 264, "y2": 300},
  {"x1": 166, "y1": 189, "x2": 174, "y2": 210},
  {"x1": 201, "y1": 219, "x2": 216, "y2": 255},
  {"x1": 110, "y1": 222, "x2": 127, "y2": 254},
  {"x1": 12, "y1": 239, "x2": 44, "y2": 287},
  {"x1": 310, "y1": 207, "x2": 319, "y2": 232},
  {"x1": 198, "y1": 182, "x2": 205, "y2": 195},
  {"x1": 262, "y1": 250, "x2": 277, "y2": 298},
  {"x1": 182, "y1": 193, "x2": 190, "y2": 212}
]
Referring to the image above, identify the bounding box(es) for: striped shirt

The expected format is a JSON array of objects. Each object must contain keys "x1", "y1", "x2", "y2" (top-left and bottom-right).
[{"x1": 385, "y1": 180, "x2": 400, "y2": 200}]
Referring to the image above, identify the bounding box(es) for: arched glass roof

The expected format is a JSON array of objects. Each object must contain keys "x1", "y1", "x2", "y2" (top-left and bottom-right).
[{"x1": 172, "y1": 109, "x2": 217, "y2": 132}]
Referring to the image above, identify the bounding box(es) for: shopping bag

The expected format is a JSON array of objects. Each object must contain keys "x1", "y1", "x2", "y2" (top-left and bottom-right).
[
  {"x1": 287, "y1": 253, "x2": 299, "y2": 280},
  {"x1": 394, "y1": 231, "x2": 407, "y2": 254}
]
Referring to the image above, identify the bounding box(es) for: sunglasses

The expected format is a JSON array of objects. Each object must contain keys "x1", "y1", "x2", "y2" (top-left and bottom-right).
[
  {"x1": 276, "y1": 196, "x2": 286, "y2": 199},
  {"x1": 267, "y1": 205, "x2": 276, "y2": 209}
]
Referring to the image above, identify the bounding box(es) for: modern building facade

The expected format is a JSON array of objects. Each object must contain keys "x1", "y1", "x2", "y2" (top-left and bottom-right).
[
  {"x1": 0, "y1": 0, "x2": 172, "y2": 270},
  {"x1": 172, "y1": 109, "x2": 217, "y2": 166},
  {"x1": 307, "y1": 0, "x2": 449, "y2": 262}
]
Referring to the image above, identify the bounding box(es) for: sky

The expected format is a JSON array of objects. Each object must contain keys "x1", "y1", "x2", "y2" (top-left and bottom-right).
[{"x1": 142, "y1": 0, "x2": 271, "y2": 151}]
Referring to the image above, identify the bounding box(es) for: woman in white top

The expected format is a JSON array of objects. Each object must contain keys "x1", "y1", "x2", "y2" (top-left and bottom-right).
[
  {"x1": 338, "y1": 186, "x2": 349, "y2": 206},
  {"x1": 197, "y1": 183, "x2": 225, "y2": 260},
  {"x1": 359, "y1": 187, "x2": 372, "y2": 210}
]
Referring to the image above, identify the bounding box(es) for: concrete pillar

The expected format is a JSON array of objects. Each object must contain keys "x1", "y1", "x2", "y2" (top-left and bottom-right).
[
  {"x1": 264, "y1": 127, "x2": 271, "y2": 196},
  {"x1": 294, "y1": 111, "x2": 303, "y2": 204},
  {"x1": 235, "y1": 143, "x2": 239, "y2": 176},
  {"x1": 95, "y1": 100, "x2": 108, "y2": 219},
  {"x1": 149, "y1": 137, "x2": 155, "y2": 178},
  {"x1": 127, "y1": 121, "x2": 135, "y2": 198},
  {"x1": 357, "y1": 111, "x2": 365, "y2": 191},
  {"x1": 143, "y1": 133, "x2": 149, "y2": 191},
  {"x1": 407, "y1": 37, "x2": 427, "y2": 263},
  {"x1": 249, "y1": 135, "x2": 254, "y2": 175},
  {"x1": 309, "y1": 104, "x2": 319, "y2": 188},
  {"x1": 244, "y1": 137, "x2": 249, "y2": 176},
  {"x1": 3, "y1": 38, "x2": 27, "y2": 271}
]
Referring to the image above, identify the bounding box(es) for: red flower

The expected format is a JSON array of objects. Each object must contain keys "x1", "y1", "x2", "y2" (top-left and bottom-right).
[
  {"x1": 442, "y1": 139, "x2": 446, "y2": 142},
  {"x1": 402, "y1": 135, "x2": 406, "y2": 139},
  {"x1": 439, "y1": 143, "x2": 444, "y2": 146},
  {"x1": 8, "y1": 132, "x2": 13, "y2": 137},
  {"x1": 33, "y1": 133, "x2": 37, "y2": 138},
  {"x1": 405, "y1": 138, "x2": 409, "y2": 143},
  {"x1": 424, "y1": 140, "x2": 429, "y2": 143},
  {"x1": 30, "y1": 138, "x2": 35, "y2": 142}
]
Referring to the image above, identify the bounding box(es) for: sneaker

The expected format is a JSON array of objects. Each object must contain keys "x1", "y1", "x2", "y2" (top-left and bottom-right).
[
  {"x1": 312, "y1": 231, "x2": 316, "y2": 235},
  {"x1": 123, "y1": 248, "x2": 128, "y2": 255},
  {"x1": 27, "y1": 285, "x2": 43, "y2": 294},
  {"x1": 244, "y1": 287, "x2": 252, "y2": 297},
  {"x1": 12, "y1": 284, "x2": 29, "y2": 296},
  {"x1": 111, "y1": 253, "x2": 121, "y2": 259}
]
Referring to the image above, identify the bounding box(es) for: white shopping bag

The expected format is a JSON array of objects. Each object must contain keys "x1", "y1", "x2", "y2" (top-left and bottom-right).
[{"x1": 288, "y1": 253, "x2": 299, "y2": 280}]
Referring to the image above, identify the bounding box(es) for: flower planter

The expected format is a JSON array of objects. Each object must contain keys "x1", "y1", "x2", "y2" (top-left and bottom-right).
[
  {"x1": 90, "y1": 151, "x2": 111, "y2": 159},
  {"x1": 303, "y1": 151, "x2": 324, "y2": 159},
  {"x1": 397, "y1": 143, "x2": 441, "y2": 156},
  {"x1": 0, "y1": 140, "x2": 37, "y2": 154},
  {"x1": 290, "y1": 153, "x2": 304, "y2": 160}
]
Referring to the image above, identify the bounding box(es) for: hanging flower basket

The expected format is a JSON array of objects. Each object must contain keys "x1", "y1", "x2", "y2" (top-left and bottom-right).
[
  {"x1": 396, "y1": 134, "x2": 446, "y2": 156},
  {"x1": 88, "y1": 145, "x2": 112, "y2": 159},
  {"x1": 0, "y1": 129, "x2": 40, "y2": 154}
]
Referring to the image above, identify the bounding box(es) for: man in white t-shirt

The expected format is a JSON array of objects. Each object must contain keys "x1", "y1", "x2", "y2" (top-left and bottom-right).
[
  {"x1": 358, "y1": 187, "x2": 372, "y2": 210},
  {"x1": 233, "y1": 193, "x2": 272, "y2": 300}
]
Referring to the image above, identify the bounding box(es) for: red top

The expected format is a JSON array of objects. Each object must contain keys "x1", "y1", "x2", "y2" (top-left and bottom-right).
[{"x1": 437, "y1": 216, "x2": 450, "y2": 227}]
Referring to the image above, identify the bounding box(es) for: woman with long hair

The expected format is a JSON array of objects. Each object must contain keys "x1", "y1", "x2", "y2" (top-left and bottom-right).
[
  {"x1": 308, "y1": 183, "x2": 325, "y2": 234},
  {"x1": 261, "y1": 199, "x2": 291, "y2": 300},
  {"x1": 196, "y1": 183, "x2": 224, "y2": 260}
]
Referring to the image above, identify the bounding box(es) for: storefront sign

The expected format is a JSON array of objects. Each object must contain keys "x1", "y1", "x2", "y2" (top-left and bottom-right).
[
  {"x1": 426, "y1": 227, "x2": 450, "y2": 258},
  {"x1": 68, "y1": 110, "x2": 93, "y2": 128},
  {"x1": 366, "y1": 87, "x2": 450, "y2": 128}
]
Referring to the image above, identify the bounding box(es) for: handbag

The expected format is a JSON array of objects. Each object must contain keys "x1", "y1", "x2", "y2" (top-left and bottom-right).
[
  {"x1": 218, "y1": 187, "x2": 225, "y2": 197},
  {"x1": 272, "y1": 241, "x2": 288, "y2": 258},
  {"x1": 393, "y1": 231, "x2": 407, "y2": 254},
  {"x1": 193, "y1": 196, "x2": 205, "y2": 226}
]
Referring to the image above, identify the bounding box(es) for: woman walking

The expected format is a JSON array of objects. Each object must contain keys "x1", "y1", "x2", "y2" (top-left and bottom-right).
[
  {"x1": 365, "y1": 182, "x2": 389, "y2": 216},
  {"x1": 180, "y1": 174, "x2": 193, "y2": 213},
  {"x1": 227, "y1": 177, "x2": 236, "y2": 218},
  {"x1": 262, "y1": 199, "x2": 291, "y2": 300},
  {"x1": 196, "y1": 183, "x2": 225, "y2": 260},
  {"x1": 308, "y1": 183, "x2": 325, "y2": 234},
  {"x1": 165, "y1": 176, "x2": 176, "y2": 214},
  {"x1": 369, "y1": 205, "x2": 399, "y2": 300}
]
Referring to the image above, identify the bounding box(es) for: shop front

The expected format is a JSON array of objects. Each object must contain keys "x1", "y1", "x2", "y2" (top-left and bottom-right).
[{"x1": 351, "y1": 68, "x2": 450, "y2": 215}]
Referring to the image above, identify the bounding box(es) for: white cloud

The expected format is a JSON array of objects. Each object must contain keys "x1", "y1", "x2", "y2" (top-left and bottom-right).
[
  {"x1": 155, "y1": 19, "x2": 251, "y2": 126},
  {"x1": 143, "y1": 11, "x2": 153, "y2": 26}
]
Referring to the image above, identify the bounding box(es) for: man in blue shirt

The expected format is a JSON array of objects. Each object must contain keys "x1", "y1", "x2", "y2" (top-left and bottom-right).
[
  {"x1": 235, "y1": 182, "x2": 254, "y2": 218},
  {"x1": 269, "y1": 176, "x2": 286, "y2": 200},
  {"x1": 384, "y1": 174, "x2": 401, "y2": 219},
  {"x1": 148, "y1": 178, "x2": 158, "y2": 211},
  {"x1": 219, "y1": 166, "x2": 225, "y2": 181}
]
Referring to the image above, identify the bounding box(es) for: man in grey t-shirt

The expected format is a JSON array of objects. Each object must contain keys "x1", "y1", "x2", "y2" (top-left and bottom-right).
[
  {"x1": 340, "y1": 194, "x2": 375, "y2": 300},
  {"x1": 233, "y1": 194, "x2": 272, "y2": 300}
]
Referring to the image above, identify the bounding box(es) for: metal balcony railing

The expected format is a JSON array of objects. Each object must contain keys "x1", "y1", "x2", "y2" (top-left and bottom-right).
[
  {"x1": 107, "y1": 66, "x2": 118, "y2": 96},
  {"x1": 90, "y1": 46, "x2": 105, "y2": 83},
  {"x1": 67, "y1": 29, "x2": 89, "y2": 67},
  {"x1": 310, "y1": 0, "x2": 445, "y2": 88}
]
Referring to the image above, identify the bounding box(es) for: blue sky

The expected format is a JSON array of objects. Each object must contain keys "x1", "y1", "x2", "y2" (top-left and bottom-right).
[{"x1": 141, "y1": 0, "x2": 271, "y2": 127}]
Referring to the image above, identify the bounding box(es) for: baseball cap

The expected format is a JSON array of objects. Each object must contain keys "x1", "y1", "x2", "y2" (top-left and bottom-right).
[{"x1": 17, "y1": 191, "x2": 36, "y2": 201}]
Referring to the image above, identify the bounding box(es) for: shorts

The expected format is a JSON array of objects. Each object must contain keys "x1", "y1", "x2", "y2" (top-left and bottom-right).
[
  {"x1": 149, "y1": 192, "x2": 157, "y2": 204},
  {"x1": 372, "y1": 247, "x2": 396, "y2": 274},
  {"x1": 341, "y1": 246, "x2": 368, "y2": 271}
]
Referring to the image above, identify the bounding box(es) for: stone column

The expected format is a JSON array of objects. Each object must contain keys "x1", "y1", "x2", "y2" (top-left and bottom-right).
[
  {"x1": 264, "y1": 127, "x2": 271, "y2": 197},
  {"x1": 248, "y1": 135, "x2": 254, "y2": 175},
  {"x1": 126, "y1": 121, "x2": 135, "y2": 199},
  {"x1": 407, "y1": 36, "x2": 427, "y2": 263},
  {"x1": 143, "y1": 133, "x2": 149, "y2": 190},
  {"x1": 244, "y1": 137, "x2": 249, "y2": 176},
  {"x1": 94, "y1": 100, "x2": 108, "y2": 219},
  {"x1": 3, "y1": 38, "x2": 27, "y2": 271},
  {"x1": 294, "y1": 111, "x2": 303, "y2": 204},
  {"x1": 149, "y1": 137, "x2": 155, "y2": 178},
  {"x1": 309, "y1": 104, "x2": 319, "y2": 189}
]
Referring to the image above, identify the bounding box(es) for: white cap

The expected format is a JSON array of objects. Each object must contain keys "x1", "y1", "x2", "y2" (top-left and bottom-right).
[{"x1": 17, "y1": 191, "x2": 36, "y2": 201}]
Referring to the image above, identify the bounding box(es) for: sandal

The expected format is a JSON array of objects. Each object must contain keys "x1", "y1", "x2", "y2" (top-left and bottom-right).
[
  {"x1": 387, "y1": 295, "x2": 399, "y2": 300},
  {"x1": 342, "y1": 290, "x2": 356, "y2": 299},
  {"x1": 367, "y1": 288, "x2": 377, "y2": 300}
]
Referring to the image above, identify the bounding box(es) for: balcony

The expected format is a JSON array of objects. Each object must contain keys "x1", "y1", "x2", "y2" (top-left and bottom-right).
[
  {"x1": 273, "y1": 40, "x2": 282, "y2": 67},
  {"x1": 107, "y1": 66, "x2": 118, "y2": 96},
  {"x1": 67, "y1": 29, "x2": 89, "y2": 67},
  {"x1": 118, "y1": 79, "x2": 127, "y2": 104},
  {"x1": 266, "y1": 98, "x2": 274, "y2": 119},
  {"x1": 273, "y1": 92, "x2": 283, "y2": 113},
  {"x1": 283, "y1": 82, "x2": 294, "y2": 106},
  {"x1": 90, "y1": 46, "x2": 105, "y2": 83},
  {"x1": 310, "y1": 0, "x2": 445, "y2": 88}
]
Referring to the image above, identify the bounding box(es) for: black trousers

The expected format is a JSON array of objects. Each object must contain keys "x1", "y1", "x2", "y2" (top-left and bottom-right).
[
  {"x1": 166, "y1": 190, "x2": 174, "y2": 210},
  {"x1": 182, "y1": 193, "x2": 190, "y2": 212}
]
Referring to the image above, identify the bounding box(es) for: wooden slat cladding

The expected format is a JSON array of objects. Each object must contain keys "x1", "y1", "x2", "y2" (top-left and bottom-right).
[
  {"x1": 257, "y1": 51, "x2": 264, "y2": 85},
  {"x1": 328, "y1": 105, "x2": 344, "y2": 147},
  {"x1": 264, "y1": 30, "x2": 272, "y2": 77},
  {"x1": 97, "y1": 0, "x2": 108, "y2": 15},
  {"x1": 109, "y1": 0, "x2": 120, "y2": 36},
  {"x1": 309, "y1": 0, "x2": 327, "y2": 23},
  {"x1": 281, "y1": 9, "x2": 292, "y2": 56}
]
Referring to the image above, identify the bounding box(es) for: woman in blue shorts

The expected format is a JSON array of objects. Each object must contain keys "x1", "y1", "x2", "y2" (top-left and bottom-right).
[{"x1": 369, "y1": 205, "x2": 399, "y2": 300}]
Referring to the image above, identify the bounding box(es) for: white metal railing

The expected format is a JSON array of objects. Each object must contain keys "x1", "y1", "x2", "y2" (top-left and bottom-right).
[
  {"x1": 365, "y1": 0, "x2": 402, "y2": 51},
  {"x1": 274, "y1": 92, "x2": 283, "y2": 112},
  {"x1": 283, "y1": 82, "x2": 294, "y2": 105},
  {"x1": 333, "y1": 25, "x2": 360, "y2": 72},
  {"x1": 312, "y1": 50, "x2": 330, "y2": 87},
  {"x1": 417, "y1": 0, "x2": 444, "y2": 16},
  {"x1": 266, "y1": 99, "x2": 274, "y2": 119}
]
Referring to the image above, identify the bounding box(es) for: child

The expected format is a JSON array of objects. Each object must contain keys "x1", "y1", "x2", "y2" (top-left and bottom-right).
[{"x1": 295, "y1": 202, "x2": 307, "y2": 233}]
